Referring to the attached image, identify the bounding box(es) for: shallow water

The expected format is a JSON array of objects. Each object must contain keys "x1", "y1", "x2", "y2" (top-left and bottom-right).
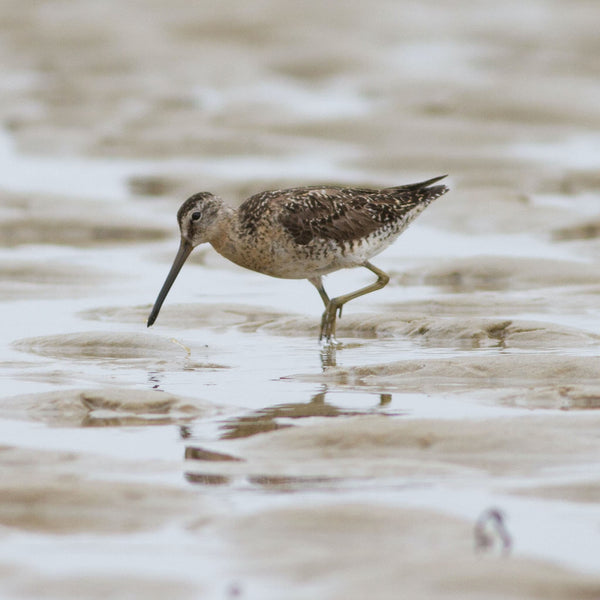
[{"x1": 2, "y1": 1, "x2": 600, "y2": 598}]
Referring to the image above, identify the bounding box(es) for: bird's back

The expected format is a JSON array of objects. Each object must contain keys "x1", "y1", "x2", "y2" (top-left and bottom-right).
[
  {"x1": 229, "y1": 176, "x2": 448, "y2": 278},
  {"x1": 238, "y1": 175, "x2": 448, "y2": 246}
]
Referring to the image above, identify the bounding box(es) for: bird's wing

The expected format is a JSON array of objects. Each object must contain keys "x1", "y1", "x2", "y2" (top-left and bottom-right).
[
  {"x1": 239, "y1": 177, "x2": 448, "y2": 246},
  {"x1": 276, "y1": 187, "x2": 384, "y2": 245}
]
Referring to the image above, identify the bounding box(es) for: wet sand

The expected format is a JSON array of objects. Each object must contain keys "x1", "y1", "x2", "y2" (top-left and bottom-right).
[{"x1": 1, "y1": 0, "x2": 600, "y2": 598}]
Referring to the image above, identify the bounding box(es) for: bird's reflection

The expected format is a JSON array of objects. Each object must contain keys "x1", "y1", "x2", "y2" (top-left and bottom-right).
[
  {"x1": 179, "y1": 425, "x2": 193, "y2": 439},
  {"x1": 379, "y1": 393, "x2": 392, "y2": 406},
  {"x1": 219, "y1": 387, "x2": 355, "y2": 440},
  {"x1": 474, "y1": 508, "x2": 512, "y2": 555},
  {"x1": 320, "y1": 343, "x2": 338, "y2": 368},
  {"x1": 319, "y1": 338, "x2": 372, "y2": 368},
  {"x1": 177, "y1": 386, "x2": 396, "y2": 442},
  {"x1": 183, "y1": 386, "x2": 395, "y2": 487},
  {"x1": 148, "y1": 370, "x2": 163, "y2": 390},
  {"x1": 184, "y1": 472, "x2": 231, "y2": 486}
]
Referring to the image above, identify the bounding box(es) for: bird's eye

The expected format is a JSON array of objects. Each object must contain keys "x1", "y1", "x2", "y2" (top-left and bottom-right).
[{"x1": 191, "y1": 212, "x2": 201, "y2": 221}]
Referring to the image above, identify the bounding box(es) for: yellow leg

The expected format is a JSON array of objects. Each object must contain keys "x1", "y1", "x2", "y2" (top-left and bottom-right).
[
  {"x1": 314, "y1": 261, "x2": 390, "y2": 341},
  {"x1": 308, "y1": 276, "x2": 330, "y2": 308}
]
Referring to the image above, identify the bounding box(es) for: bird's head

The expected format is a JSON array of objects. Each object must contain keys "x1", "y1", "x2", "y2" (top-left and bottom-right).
[
  {"x1": 147, "y1": 192, "x2": 224, "y2": 327},
  {"x1": 177, "y1": 192, "x2": 224, "y2": 246}
]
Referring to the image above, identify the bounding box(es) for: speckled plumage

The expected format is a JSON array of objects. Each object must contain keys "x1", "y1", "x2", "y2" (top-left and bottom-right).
[
  {"x1": 147, "y1": 175, "x2": 449, "y2": 340},
  {"x1": 241, "y1": 176, "x2": 447, "y2": 246}
]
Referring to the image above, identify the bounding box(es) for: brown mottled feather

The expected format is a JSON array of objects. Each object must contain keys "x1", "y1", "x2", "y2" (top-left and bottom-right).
[
  {"x1": 238, "y1": 175, "x2": 448, "y2": 246},
  {"x1": 148, "y1": 176, "x2": 449, "y2": 334}
]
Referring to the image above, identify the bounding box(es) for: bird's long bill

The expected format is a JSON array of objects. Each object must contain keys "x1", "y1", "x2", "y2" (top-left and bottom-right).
[{"x1": 147, "y1": 239, "x2": 193, "y2": 327}]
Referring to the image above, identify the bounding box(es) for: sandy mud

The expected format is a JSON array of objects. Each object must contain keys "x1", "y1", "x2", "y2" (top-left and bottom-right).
[{"x1": 1, "y1": 0, "x2": 600, "y2": 598}]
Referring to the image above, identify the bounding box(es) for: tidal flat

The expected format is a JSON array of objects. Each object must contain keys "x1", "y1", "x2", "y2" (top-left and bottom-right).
[{"x1": 1, "y1": 1, "x2": 600, "y2": 598}]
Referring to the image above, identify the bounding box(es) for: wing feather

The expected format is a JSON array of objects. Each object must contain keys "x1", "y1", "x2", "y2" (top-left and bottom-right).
[{"x1": 238, "y1": 177, "x2": 448, "y2": 246}]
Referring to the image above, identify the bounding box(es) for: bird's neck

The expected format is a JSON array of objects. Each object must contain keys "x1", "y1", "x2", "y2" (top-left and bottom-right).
[
  {"x1": 206, "y1": 205, "x2": 251, "y2": 267},
  {"x1": 207, "y1": 205, "x2": 277, "y2": 275}
]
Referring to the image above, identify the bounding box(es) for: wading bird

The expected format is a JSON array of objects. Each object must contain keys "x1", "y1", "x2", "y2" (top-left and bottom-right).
[{"x1": 147, "y1": 176, "x2": 448, "y2": 341}]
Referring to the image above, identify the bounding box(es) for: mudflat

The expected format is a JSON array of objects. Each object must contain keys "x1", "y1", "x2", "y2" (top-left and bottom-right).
[{"x1": 1, "y1": 1, "x2": 600, "y2": 598}]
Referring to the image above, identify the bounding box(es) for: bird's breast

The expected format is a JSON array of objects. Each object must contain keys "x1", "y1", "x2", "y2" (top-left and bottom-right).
[{"x1": 209, "y1": 222, "x2": 400, "y2": 279}]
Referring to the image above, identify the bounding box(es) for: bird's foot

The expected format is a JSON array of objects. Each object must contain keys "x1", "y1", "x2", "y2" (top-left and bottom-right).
[
  {"x1": 319, "y1": 302, "x2": 343, "y2": 344},
  {"x1": 319, "y1": 342, "x2": 338, "y2": 368}
]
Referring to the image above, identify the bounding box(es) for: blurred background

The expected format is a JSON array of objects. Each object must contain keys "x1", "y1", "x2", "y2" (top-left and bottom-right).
[
  {"x1": 1, "y1": 1, "x2": 600, "y2": 599},
  {"x1": 3, "y1": 0, "x2": 598, "y2": 195}
]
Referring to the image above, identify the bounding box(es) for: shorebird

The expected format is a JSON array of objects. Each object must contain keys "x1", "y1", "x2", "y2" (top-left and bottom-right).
[{"x1": 147, "y1": 175, "x2": 449, "y2": 341}]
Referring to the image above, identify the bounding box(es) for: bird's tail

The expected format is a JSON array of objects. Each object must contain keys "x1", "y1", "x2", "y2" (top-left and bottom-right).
[
  {"x1": 383, "y1": 174, "x2": 448, "y2": 193},
  {"x1": 383, "y1": 175, "x2": 449, "y2": 206}
]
